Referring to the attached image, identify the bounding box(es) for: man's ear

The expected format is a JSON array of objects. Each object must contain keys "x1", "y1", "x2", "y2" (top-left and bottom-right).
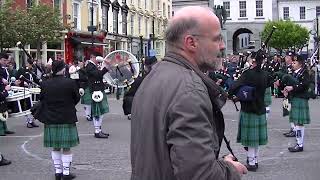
[{"x1": 184, "y1": 35, "x2": 197, "y2": 52}]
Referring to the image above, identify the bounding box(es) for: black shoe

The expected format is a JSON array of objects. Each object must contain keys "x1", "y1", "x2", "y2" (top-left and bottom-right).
[
  {"x1": 27, "y1": 123, "x2": 34, "y2": 128},
  {"x1": 127, "y1": 115, "x2": 131, "y2": 120},
  {"x1": 0, "y1": 155, "x2": 11, "y2": 166},
  {"x1": 0, "y1": 134, "x2": 6, "y2": 136},
  {"x1": 288, "y1": 144, "x2": 303, "y2": 152},
  {"x1": 246, "y1": 159, "x2": 258, "y2": 168},
  {"x1": 101, "y1": 131, "x2": 110, "y2": 136},
  {"x1": 55, "y1": 173, "x2": 62, "y2": 180},
  {"x1": 30, "y1": 122, "x2": 39, "y2": 127},
  {"x1": 94, "y1": 132, "x2": 109, "y2": 138},
  {"x1": 283, "y1": 129, "x2": 293, "y2": 135},
  {"x1": 245, "y1": 164, "x2": 258, "y2": 172},
  {"x1": 5, "y1": 130, "x2": 14, "y2": 134},
  {"x1": 284, "y1": 131, "x2": 296, "y2": 137},
  {"x1": 62, "y1": 173, "x2": 76, "y2": 180},
  {"x1": 244, "y1": 146, "x2": 248, "y2": 151},
  {"x1": 86, "y1": 116, "x2": 93, "y2": 121}
]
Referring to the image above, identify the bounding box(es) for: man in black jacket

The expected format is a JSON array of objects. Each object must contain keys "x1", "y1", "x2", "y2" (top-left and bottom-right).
[{"x1": 85, "y1": 52, "x2": 110, "y2": 138}]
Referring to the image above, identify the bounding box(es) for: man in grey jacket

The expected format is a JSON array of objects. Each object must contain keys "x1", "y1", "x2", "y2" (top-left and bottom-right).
[{"x1": 131, "y1": 6, "x2": 247, "y2": 180}]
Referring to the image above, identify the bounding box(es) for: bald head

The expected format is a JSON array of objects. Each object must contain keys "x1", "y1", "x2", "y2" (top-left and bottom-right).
[{"x1": 165, "y1": 6, "x2": 220, "y2": 45}]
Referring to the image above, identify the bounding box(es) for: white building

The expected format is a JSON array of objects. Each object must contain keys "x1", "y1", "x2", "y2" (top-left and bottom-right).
[
  {"x1": 173, "y1": 0, "x2": 320, "y2": 55},
  {"x1": 277, "y1": 0, "x2": 320, "y2": 54}
]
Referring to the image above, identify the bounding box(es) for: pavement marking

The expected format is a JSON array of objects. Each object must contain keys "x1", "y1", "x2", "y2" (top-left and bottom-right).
[{"x1": 21, "y1": 133, "x2": 50, "y2": 162}]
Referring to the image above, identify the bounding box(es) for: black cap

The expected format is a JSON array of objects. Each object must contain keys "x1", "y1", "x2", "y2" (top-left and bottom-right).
[
  {"x1": 293, "y1": 55, "x2": 305, "y2": 64},
  {"x1": 145, "y1": 56, "x2": 157, "y2": 66},
  {"x1": 285, "y1": 51, "x2": 295, "y2": 57},
  {"x1": 251, "y1": 49, "x2": 265, "y2": 64},
  {"x1": 52, "y1": 60, "x2": 65, "y2": 75}
]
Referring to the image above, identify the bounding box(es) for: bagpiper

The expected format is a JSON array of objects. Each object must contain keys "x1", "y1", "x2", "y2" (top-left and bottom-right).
[{"x1": 282, "y1": 55, "x2": 311, "y2": 152}]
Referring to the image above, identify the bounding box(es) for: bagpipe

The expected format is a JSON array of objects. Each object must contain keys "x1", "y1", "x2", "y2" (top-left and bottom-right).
[
  {"x1": 16, "y1": 42, "x2": 43, "y2": 86},
  {"x1": 233, "y1": 51, "x2": 252, "y2": 81}
]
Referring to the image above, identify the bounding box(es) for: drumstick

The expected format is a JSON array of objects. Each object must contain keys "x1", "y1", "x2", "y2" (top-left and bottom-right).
[
  {"x1": 127, "y1": 59, "x2": 135, "y2": 74},
  {"x1": 115, "y1": 64, "x2": 124, "y2": 77}
]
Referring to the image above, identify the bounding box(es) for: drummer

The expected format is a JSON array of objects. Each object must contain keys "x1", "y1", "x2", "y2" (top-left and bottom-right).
[
  {"x1": 85, "y1": 52, "x2": 110, "y2": 138},
  {"x1": 15, "y1": 60, "x2": 40, "y2": 128},
  {"x1": 0, "y1": 52, "x2": 14, "y2": 135}
]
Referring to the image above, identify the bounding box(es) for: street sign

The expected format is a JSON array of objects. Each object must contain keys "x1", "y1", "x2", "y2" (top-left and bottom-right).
[{"x1": 87, "y1": 26, "x2": 97, "y2": 32}]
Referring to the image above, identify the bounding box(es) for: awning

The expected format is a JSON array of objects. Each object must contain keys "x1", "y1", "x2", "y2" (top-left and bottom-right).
[{"x1": 71, "y1": 37, "x2": 108, "y2": 46}]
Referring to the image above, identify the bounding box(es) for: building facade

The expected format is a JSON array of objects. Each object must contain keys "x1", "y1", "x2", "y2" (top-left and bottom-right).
[
  {"x1": 173, "y1": 0, "x2": 320, "y2": 55},
  {"x1": 64, "y1": 0, "x2": 172, "y2": 63}
]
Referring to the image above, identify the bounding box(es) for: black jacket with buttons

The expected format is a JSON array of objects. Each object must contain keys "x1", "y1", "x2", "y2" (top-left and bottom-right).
[{"x1": 85, "y1": 61, "x2": 108, "y2": 92}]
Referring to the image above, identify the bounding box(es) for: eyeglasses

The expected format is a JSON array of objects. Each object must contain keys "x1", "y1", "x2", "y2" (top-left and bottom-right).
[{"x1": 190, "y1": 34, "x2": 224, "y2": 42}]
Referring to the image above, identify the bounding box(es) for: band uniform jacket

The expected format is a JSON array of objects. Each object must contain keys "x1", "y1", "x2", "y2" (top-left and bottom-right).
[
  {"x1": 38, "y1": 75, "x2": 80, "y2": 124},
  {"x1": 131, "y1": 60, "x2": 240, "y2": 180},
  {"x1": 0, "y1": 66, "x2": 10, "y2": 81},
  {"x1": 16, "y1": 67, "x2": 40, "y2": 87},
  {"x1": 85, "y1": 61, "x2": 108, "y2": 92},
  {"x1": 229, "y1": 67, "x2": 271, "y2": 115},
  {"x1": 289, "y1": 68, "x2": 310, "y2": 99}
]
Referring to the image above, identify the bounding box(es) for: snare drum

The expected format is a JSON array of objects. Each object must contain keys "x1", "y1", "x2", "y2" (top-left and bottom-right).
[
  {"x1": 29, "y1": 88, "x2": 41, "y2": 104},
  {"x1": 6, "y1": 86, "x2": 32, "y2": 117}
]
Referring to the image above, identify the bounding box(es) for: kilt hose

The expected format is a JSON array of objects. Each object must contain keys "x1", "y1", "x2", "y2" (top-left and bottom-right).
[
  {"x1": 237, "y1": 111, "x2": 268, "y2": 147},
  {"x1": 44, "y1": 124, "x2": 79, "y2": 148},
  {"x1": 0, "y1": 121, "x2": 5, "y2": 135},
  {"x1": 80, "y1": 88, "x2": 92, "y2": 105},
  {"x1": 91, "y1": 92, "x2": 109, "y2": 117},
  {"x1": 264, "y1": 87, "x2": 272, "y2": 107},
  {"x1": 289, "y1": 97, "x2": 310, "y2": 125}
]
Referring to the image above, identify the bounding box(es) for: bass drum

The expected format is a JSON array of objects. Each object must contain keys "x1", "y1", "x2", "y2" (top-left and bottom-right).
[
  {"x1": 103, "y1": 50, "x2": 140, "y2": 88},
  {"x1": 6, "y1": 86, "x2": 32, "y2": 117}
]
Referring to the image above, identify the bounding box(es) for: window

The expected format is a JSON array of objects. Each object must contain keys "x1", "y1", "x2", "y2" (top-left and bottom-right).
[
  {"x1": 145, "y1": 18, "x2": 148, "y2": 37},
  {"x1": 239, "y1": 1, "x2": 246, "y2": 17},
  {"x1": 256, "y1": 0, "x2": 263, "y2": 17},
  {"x1": 113, "y1": 10, "x2": 119, "y2": 33},
  {"x1": 130, "y1": 14, "x2": 134, "y2": 35},
  {"x1": 73, "y1": 2, "x2": 81, "y2": 30},
  {"x1": 145, "y1": 0, "x2": 147, "y2": 9},
  {"x1": 122, "y1": 12, "x2": 128, "y2": 35},
  {"x1": 27, "y1": 0, "x2": 32, "y2": 8},
  {"x1": 138, "y1": 0, "x2": 141, "y2": 8},
  {"x1": 138, "y1": 15, "x2": 142, "y2": 35},
  {"x1": 168, "y1": 5, "x2": 171, "y2": 18},
  {"x1": 223, "y1": 1, "x2": 230, "y2": 18},
  {"x1": 163, "y1": 3, "x2": 166, "y2": 17},
  {"x1": 300, "y1": 6, "x2": 305, "y2": 20},
  {"x1": 283, "y1": 7, "x2": 289, "y2": 20},
  {"x1": 54, "y1": 0, "x2": 61, "y2": 11},
  {"x1": 157, "y1": 21, "x2": 161, "y2": 34},
  {"x1": 316, "y1": 6, "x2": 320, "y2": 17},
  {"x1": 88, "y1": 2, "x2": 97, "y2": 26},
  {"x1": 157, "y1": 0, "x2": 160, "y2": 10},
  {"x1": 151, "y1": 0, "x2": 154, "y2": 10},
  {"x1": 102, "y1": 5, "x2": 108, "y2": 31}
]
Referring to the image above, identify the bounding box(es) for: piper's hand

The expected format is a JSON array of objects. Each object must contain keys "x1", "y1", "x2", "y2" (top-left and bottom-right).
[
  {"x1": 274, "y1": 80, "x2": 280, "y2": 87},
  {"x1": 282, "y1": 90, "x2": 288, "y2": 97},
  {"x1": 14, "y1": 80, "x2": 21, "y2": 86},
  {"x1": 284, "y1": 86, "x2": 293, "y2": 92},
  {"x1": 224, "y1": 154, "x2": 248, "y2": 175},
  {"x1": 5, "y1": 85, "x2": 11, "y2": 91},
  {"x1": 2, "y1": 79, "x2": 8, "y2": 85},
  {"x1": 216, "y1": 79, "x2": 223, "y2": 85}
]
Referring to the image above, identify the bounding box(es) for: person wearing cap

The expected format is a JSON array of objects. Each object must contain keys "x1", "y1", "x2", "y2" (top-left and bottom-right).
[
  {"x1": 122, "y1": 56, "x2": 157, "y2": 120},
  {"x1": 274, "y1": 51, "x2": 296, "y2": 137},
  {"x1": 229, "y1": 50, "x2": 271, "y2": 172},
  {"x1": 38, "y1": 60, "x2": 80, "y2": 180},
  {"x1": 85, "y1": 52, "x2": 110, "y2": 138},
  {"x1": 0, "y1": 52, "x2": 14, "y2": 135},
  {"x1": 15, "y1": 60, "x2": 40, "y2": 128},
  {"x1": 283, "y1": 55, "x2": 311, "y2": 152}
]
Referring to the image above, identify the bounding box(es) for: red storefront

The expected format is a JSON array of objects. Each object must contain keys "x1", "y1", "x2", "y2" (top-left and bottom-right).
[{"x1": 64, "y1": 31, "x2": 106, "y2": 64}]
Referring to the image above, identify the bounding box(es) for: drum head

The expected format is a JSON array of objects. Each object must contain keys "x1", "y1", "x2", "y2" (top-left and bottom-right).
[{"x1": 103, "y1": 50, "x2": 140, "y2": 88}]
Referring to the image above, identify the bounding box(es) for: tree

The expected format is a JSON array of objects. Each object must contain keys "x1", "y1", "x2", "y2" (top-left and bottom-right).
[
  {"x1": 262, "y1": 20, "x2": 309, "y2": 53},
  {"x1": 0, "y1": 1, "x2": 19, "y2": 51},
  {"x1": 18, "y1": 2, "x2": 64, "y2": 59}
]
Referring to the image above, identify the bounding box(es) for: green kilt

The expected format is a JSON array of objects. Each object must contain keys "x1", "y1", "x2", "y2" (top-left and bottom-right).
[
  {"x1": 81, "y1": 88, "x2": 92, "y2": 105},
  {"x1": 91, "y1": 92, "x2": 109, "y2": 117},
  {"x1": 44, "y1": 124, "x2": 79, "y2": 148},
  {"x1": 0, "y1": 121, "x2": 5, "y2": 136},
  {"x1": 289, "y1": 97, "x2": 310, "y2": 125},
  {"x1": 264, "y1": 87, "x2": 272, "y2": 107},
  {"x1": 237, "y1": 111, "x2": 268, "y2": 147}
]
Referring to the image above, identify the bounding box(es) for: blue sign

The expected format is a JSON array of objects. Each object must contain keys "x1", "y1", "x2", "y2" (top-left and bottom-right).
[{"x1": 149, "y1": 49, "x2": 157, "y2": 57}]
